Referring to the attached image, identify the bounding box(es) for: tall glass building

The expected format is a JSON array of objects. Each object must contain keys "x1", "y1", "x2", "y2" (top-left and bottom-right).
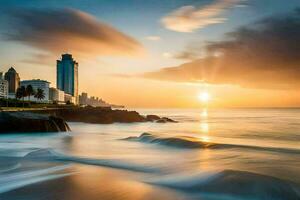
[
  {"x1": 56, "y1": 54, "x2": 78, "y2": 99},
  {"x1": 4, "y1": 67, "x2": 20, "y2": 94}
]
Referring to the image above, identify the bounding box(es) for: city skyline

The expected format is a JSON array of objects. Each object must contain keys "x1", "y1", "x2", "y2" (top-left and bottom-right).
[
  {"x1": 0, "y1": 0, "x2": 300, "y2": 108},
  {"x1": 0, "y1": 58, "x2": 115, "y2": 106}
]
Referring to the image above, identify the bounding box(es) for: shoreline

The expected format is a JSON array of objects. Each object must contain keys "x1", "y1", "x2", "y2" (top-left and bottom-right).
[
  {"x1": 0, "y1": 107, "x2": 176, "y2": 133},
  {"x1": 28, "y1": 107, "x2": 177, "y2": 124}
]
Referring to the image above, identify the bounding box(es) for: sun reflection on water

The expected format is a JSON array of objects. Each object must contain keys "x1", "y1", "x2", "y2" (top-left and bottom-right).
[
  {"x1": 199, "y1": 109, "x2": 211, "y2": 142},
  {"x1": 200, "y1": 122, "x2": 209, "y2": 133},
  {"x1": 201, "y1": 109, "x2": 208, "y2": 118},
  {"x1": 200, "y1": 135, "x2": 211, "y2": 142}
]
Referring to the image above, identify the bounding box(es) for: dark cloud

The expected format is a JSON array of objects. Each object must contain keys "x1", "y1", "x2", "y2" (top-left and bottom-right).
[
  {"x1": 2, "y1": 8, "x2": 143, "y2": 58},
  {"x1": 20, "y1": 53, "x2": 56, "y2": 66},
  {"x1": 144, "y1": 9, "x2": 300, "y2": 89}
]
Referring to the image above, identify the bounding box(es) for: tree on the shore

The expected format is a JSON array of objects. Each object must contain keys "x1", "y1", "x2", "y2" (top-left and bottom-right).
[
  {"x1": 26, "y1": 85, "x2": 35, "y2": 101},
  {"x1": 34, "y1": 88, "x2": 45, "y2": 102},
  {"x1": 15, "y1": 88, "x2": 23, "y2": 100},
  {"x1": 16, "y1": 86, "x2": 27, "y2": 107}
]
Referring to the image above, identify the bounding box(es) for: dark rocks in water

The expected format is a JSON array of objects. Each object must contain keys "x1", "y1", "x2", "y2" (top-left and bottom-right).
[
  {"x1": 146, "y1": 114, "x2": 177, "y2": 123},
  {"x1": 162, "y1": 117, "x2": 176, "y2": 123},
  {"x1": 156, "y1": 119, "x2": 166, "y2": 123},
  {"x1": 31, "y1": 107, "x2": 176, "y2": 124},
  {"x1": 32, "y1": 107, "x2": 146, "y2": 124},
  {"x1": 156, "y1": 117, "x2": 177, "y2": 123},
  {"x1": 146, "y1": 115, "x2": 161, "y2": 121},
  {"x1": 0, "y1": 112, "x2": 70, "y2": 133}
]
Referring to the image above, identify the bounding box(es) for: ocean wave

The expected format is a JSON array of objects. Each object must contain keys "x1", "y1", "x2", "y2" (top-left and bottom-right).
[
  {"x1": 124, "y1": 133, "x2": 300, "y2": 154},
  {"x1": 25, "y1": 149, "x2": 159, "y2": 173},
  {"x1": 0, "y1": 163, "x2": 21, "y2": 174},
  {"x1": 148, "y1": 169, "x2": 300, "y2": 200},
  {"x1": 0, "y1": 164, "x2": 73, "y2": 193}
]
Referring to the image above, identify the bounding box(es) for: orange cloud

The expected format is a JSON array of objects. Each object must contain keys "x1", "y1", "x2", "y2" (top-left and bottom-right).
[
  {"x1": 5, "y1": 8, "x2": 143, "y2": 58},
  {"x1": 161, "y1": 0, "x2": 246, "y2": 32},
  {"x1": 145, "y1": 9, "x2": 300, "y2": 89}
]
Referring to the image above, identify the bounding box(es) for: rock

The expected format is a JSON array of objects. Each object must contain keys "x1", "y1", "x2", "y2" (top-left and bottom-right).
[
  {"x1": 146, "y1": 115, "x2": 161, "y2": 121},
  {"x1": 30, "y1": 107, "x2": 176, "y2": 124},
  {"x1": 0, "y1": 112, "x2": 70, "y2": 133},
  {"x1": 161, "y1": 117, "x2": 177, "y2": 123},
  {"x1": 31, "y1": 107, "x2": 147, "y2": 124},
  {"x1": 155, "y1": 117, "x2": 177, "y2": 123}
]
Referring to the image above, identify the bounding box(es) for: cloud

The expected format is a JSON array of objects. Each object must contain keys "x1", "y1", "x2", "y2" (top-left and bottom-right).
[
  {"x1": 21, "y1": 53, "x2": 56, "y2": 66},
  {"x1": 163, "y1": 45, "x2": 203, "y2": 60},
  {"x1": 161, "y1": 0, "x2": 245, "y2": 32},
  {"x1": 173, "y1": 45, "x2": 204, "y2": 60},
  {"x1": 145, "y1": 36, "x2": 161, "y2": 41},
  {"x1": 3, "y1": 8, "x2": 143, "y2": 58},
  {"x1": 162, "y1": 52, "x2": 173, "y2": 58},
  {"x1": 162, "y1": 50, "x2": 200, "y2": 61},
  {"x1": 144, "y1": 9, "x2": 300, "y2": 89},
  {"x1": 173, "y1": 51, "x2": 199, "y2": 60}
]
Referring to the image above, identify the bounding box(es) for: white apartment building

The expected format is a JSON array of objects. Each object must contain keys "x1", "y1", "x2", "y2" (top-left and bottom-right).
[
  {"x1": 49, "y1": 87, "x2": 65, "y2": 103},
  {"x1": 20, "y1": 79, "x2": 50, "y2": 102},
  {"x1": 0, "y1": 72, "x2": 8, "y2": 98}
]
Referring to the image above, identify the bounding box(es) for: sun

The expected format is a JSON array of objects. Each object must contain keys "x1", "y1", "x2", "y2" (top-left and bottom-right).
[{"x1": 198, "y1": 92, "x2": 211, "y2": 103}]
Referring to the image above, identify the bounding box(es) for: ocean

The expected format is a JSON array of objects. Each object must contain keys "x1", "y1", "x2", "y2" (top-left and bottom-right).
[{"x1": 0, "y1": 108, "x2": 299, "y2": 200}]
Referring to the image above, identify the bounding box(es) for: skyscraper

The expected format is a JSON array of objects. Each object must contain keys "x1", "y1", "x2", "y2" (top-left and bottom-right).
[
  {"x1": 4, "y1": 67, "x2": 20, "y2": 94},
  {"x1": 56, "y1": 54, "x2": 78, "y2": 99}
]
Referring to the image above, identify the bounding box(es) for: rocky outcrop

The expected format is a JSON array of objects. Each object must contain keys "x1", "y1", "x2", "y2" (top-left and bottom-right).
[
  {"x1": 0, "y1": 112, "x2": 70, "y2": 133},
  {"x1": 156, "y1": 117, "x2": 177, "y2": 123},
  {"x1": 146, "y1": 115, "x2": 161, "y2": 121},
  {"x1": 146, "y1": 115, "x2": 177, "y2": 123},
  {"x1": 31, "y1": 107, "x2": 177, "y2": 124}
]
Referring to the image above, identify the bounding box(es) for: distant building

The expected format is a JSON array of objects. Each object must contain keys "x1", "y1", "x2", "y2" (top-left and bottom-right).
[
  {"x1": 64, "y1": 93, "x2": 76, "y2": 104},
  {"x1": 57, "y1": 54, "x2": 78, "y2": 104},
  {"x1": 4, "y1": 67, "x2": 20, "y2": 94},
  {"x1": 78, "y1": 92, "x2": 111, "y2": 107},
  {"x1": 20, "y1": 79, "x2": 50, "y2": 102},
  {"x1": 49, "y1": 87, "x2": 65, "y2": 103},
  {"x1": 0, "y1": 72, "x2": 8, "y2": 98},
  {"x1": 79, "y1": 92, "x2": 88, "y2": 105}
]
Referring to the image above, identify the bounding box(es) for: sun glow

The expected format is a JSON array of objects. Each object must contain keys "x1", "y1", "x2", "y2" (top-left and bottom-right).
[
  {"x1": 200, "y1": 122, "x2": 209, "y2": 133},
  {"x1": 200, "y1": 135, "x2": 211, "y2": 143},
  {"x1": 198, "y1": 92, "x2": 211, "y2": 103}
]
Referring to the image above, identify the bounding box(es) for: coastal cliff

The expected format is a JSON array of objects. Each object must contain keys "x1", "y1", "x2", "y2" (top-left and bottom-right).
[
  {"x1": 0, "y1": 112, "x2": 70, "y2": 133},
  {"x1": 31, "y1": 107, "x2": 176, "y2": 124}
]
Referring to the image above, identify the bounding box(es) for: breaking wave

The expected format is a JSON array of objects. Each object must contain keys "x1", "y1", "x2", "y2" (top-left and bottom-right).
[
  {"x1": 124, "y1": 133, "x2": 300, "y2": 154},
  {"x1": 25, "y1": 149, "x2": 159, "y2": 173},
  {"x1": 148, "y1": 169, "x2": 300, "y2": 200}
]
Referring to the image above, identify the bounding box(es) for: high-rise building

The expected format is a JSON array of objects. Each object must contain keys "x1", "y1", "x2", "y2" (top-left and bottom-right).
[
  {"x1": 0, "y1": 72, "x2": 8, "y2": 98},
  {"x1": 79, "y1": 92, "x2": 88, "y2": 105},
  {"x1": 20, "y1": 79, "x2": 50, "y2": 102},
  {"x1": 56, "y1": 54, "x2": 78, "y2": 99},
  {"x1": 4, "y1": 67, "x2": 20, "y2": 94}
]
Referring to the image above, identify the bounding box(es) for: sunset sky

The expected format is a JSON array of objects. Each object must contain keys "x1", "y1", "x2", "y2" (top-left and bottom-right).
[{"x1": 0, "y1": 0, "x2": 300, "y2": 108}]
